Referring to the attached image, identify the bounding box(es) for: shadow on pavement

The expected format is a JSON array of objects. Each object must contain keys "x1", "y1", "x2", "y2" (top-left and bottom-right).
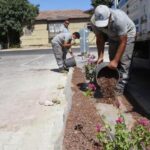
[{"x1": 50, "y1": 68, "x2": 60, "y2": 73}]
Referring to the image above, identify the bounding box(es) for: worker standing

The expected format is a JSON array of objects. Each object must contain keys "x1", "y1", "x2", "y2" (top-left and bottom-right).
[
  {"x1": 91, "y1": 5, "x2": 136, "y2": 95},
  {"x1": 60, "y1": 20, "x2": 70, "y2": 33},
  {"x1": 59, "y1": 20, "x2": 72, "y2": 59},
  {"x1": 51, "y1": 32, "x2": 80, "y2": 73}
]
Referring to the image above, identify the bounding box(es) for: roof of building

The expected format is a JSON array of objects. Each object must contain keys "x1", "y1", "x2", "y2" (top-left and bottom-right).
[{"x1": 36, "y1": 9, "x2": 90, "y2": 21}]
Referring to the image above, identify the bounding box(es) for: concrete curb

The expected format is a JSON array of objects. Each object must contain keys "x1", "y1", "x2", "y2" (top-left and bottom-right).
[
  {"x1": 54, "y1": 68, "x2": 74, "y2": 150},
  {"x1": 0, "y1": 45, "x2": 98, "y2": 52},
  {"x1": 0, "y1": 47, "x2": 50, "y2": 52}
]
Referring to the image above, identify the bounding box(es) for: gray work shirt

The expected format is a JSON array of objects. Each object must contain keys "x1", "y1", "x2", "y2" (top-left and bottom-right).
[
  {"x1": 91, "y1": 8, "x2": 136, "y2": 41},
  {"x1": 60, "y1": 24, "x2": 69, "y2": 33},
  {"x1": 51, "y1": 32, "x2": 72, "y2": 45}
]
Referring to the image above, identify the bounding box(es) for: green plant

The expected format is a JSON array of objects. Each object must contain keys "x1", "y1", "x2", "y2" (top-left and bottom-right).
[
  {"x1": 83, "y1": 83, "x2": 96, "y2": 97},
  {"x1": 131, "y1": 118, "x2": 150, "y2": 149},
  {"x1": 96, "y1": 116, "x2": 150, "y2": 150},
  {"x1": 85, "y1": 54, "x2": 96, "y2": 82},
  {"x1": 0, "y1": 0, "x2": 39, "y2": 48}
]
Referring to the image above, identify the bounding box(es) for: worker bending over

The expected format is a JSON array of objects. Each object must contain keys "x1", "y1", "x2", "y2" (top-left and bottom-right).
[
  {"x1": 51, "y1": 32, "x2": 80, "y2": 73},
  {"x1": 91, "y1": 5, "x2": 136, "y2": 95}
]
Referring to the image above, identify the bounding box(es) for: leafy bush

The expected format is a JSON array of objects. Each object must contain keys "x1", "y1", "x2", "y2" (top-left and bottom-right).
[
  {"x1": 96, "y1": 116, "x2": 150, "y2": 150},
  {"x1": 85, "y1": 54, "x2": 96, "y2": 82},
  {"x1": 83, "y1": 83, "x2": 97, "y2": 97}
]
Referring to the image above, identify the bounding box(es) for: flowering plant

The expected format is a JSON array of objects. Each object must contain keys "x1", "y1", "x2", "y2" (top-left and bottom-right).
[
  {"x1": 83, "y1": 83, "x2": 97, "y2": 97},
  {"x1": 85, "y1": 54, "x2": 96, "y2": 82},
  {"x1": 96, "y1": 116, "x2": 150, "y2": 150}
]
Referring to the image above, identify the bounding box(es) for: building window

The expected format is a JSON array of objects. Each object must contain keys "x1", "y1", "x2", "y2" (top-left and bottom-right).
[{"x1": 48, "y1": 23, "x2": 63, "y2": 39}]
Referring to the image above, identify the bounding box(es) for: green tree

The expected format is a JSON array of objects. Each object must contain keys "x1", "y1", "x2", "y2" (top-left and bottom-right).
[
  {"x1": 0, "y1": 0, "x2": 39, "y2": 48},
  {"x1": 91, "y1": 0, "x2": 113, "y2": 8}
]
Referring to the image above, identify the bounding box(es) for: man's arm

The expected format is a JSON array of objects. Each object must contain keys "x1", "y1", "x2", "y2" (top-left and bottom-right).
[
  {"x1": 68, "y1": 49, "x2": 74, "y2": 57},
  {"x1": 62, "y1": 42, "x2": 72, "y2": 49},
  {"x1": 62, "y1": 41, "x2": 75, "y2": 49},
  {"x1": 96, "y1": 33, "x2": 105, "y2": 64},
  {"x1": 108, "y1": 35, "x2": 127, "y2": 69}
]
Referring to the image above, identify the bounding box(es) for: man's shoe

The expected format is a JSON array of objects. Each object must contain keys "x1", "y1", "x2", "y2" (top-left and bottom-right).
[
  {"x1": 59, "y1": 67, "x2": 68, "y2": 73},
  {"x1": 64, "y1": 66, "x2": 69, "y2": 71}
]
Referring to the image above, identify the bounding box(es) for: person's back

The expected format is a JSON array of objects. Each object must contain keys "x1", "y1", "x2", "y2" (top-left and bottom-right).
[
  {"x1": 52, "y1": 32, "x2": 72, "y2": 45},
  {"x1": 109, "y1": 9, "x2": 136, "y2": 39},
  {"x1": 91, "y1": 8, "x2": 136, "y2": 41}
]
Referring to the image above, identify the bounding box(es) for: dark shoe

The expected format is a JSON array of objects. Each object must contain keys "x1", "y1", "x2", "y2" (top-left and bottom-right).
[
  {"x1": 59, "y1": 67, "x2": 68, "y2": 73},
  {"x1": 64, "y1": 66, "x2": 69, "y2": 71}
]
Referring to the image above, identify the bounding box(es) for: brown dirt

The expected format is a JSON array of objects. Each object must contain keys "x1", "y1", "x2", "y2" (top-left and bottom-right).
[
  {"x1": 96, "y1": 67, "x2": 118, "y2": 105},
  {"x1": 96, "y1": 67, "x2": 118, "y2": 99},
  {"x1": 97, "y1": 77, "x2": 117, "y2": 98},
  {"x1": 63, "y1": 67, "x2": 103, "y2": 150}
]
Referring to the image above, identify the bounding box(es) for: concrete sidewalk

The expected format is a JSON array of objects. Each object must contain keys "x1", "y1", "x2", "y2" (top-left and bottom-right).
[
  {"x1": 0, "y1": 47, "x2": 109, "y2": 150},
  {"x1": 0, "y1": 52, "x2": 73, "y2": 150}
]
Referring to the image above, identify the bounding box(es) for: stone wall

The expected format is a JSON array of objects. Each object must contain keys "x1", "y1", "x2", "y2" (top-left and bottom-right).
[{"x1": 20, "y1": 23, "x2": 49, "y2": 47}]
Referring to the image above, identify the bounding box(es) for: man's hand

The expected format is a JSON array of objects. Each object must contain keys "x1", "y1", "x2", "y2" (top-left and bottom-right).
[
  {"x1": 96, "y1": 57, "x2": 103, "y2": 64},
  {"x1": 70, "y1": 52, "x2": 74, "y2": 57},
  {"x1": 108, "y1": 60, "x2": 118, "y2": 70},
  {"x1": 71, "y1": 42, "x2": 76, "y2": 46},
  {"x1": 69, "y1": 50, "x2": 74, "y2": 57}
]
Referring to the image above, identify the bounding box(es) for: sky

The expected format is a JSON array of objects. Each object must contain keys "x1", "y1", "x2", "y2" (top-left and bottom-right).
[{"x1": 29, "y1": 0, "x2": 92, "y2": 11}]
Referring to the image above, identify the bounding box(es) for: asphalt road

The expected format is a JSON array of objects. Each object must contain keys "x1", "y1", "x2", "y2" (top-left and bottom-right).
[{"x1": 0, "y1": 47, "x2": 97, "y2": 56}]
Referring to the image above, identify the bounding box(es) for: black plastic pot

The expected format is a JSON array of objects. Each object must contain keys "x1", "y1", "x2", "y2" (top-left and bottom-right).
[
  {"x1": 95, "y1": 62, "x2": 120, "y2": 86},
  {"x1": 64, "y1": 57, "x2": 76, "y2": 68}
]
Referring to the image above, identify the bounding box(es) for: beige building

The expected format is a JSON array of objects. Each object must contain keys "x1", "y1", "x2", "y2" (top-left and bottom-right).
[{"x1": 20, "y1": 10, "x2": 96, "y2": 48}]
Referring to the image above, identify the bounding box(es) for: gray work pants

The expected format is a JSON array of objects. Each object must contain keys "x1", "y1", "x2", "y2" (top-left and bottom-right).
[
  {"x1": 108, "y1": 37, "x2": 135, "y2": 94},
  {"x1": 52, "y1": 42, "x2": 68, "y2": 68}
]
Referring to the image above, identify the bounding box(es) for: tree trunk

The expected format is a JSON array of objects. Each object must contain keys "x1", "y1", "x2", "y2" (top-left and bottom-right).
[{"x1": 6, "y1": 32, "x2": 10, "y2": 48}]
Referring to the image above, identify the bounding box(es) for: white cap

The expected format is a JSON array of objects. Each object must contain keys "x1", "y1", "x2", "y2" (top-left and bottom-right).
[{"x1": 91, "y1": 5, "x2": 110, "y2": 27}]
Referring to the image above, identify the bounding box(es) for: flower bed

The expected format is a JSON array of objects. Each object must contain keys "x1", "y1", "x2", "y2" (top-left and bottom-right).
[
  {"x1": 96, "y1": 115, "x2": 150, "y2": 150},
  {"x1": 63, "y1": 60, "x2": 150, "y2": 149},
  {"x1": 63, "y1": 67, "x2": 103, "y2": 150}
]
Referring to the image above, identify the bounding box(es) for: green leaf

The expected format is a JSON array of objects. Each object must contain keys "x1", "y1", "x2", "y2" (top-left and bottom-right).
[{"x1": 0, "y1": 0, "x2": 39, "y2": 47}]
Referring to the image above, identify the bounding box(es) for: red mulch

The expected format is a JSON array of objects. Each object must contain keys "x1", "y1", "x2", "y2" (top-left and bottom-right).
[
  {"x1": 63, "y1": 67, "x2": 150, "y2": 149},
  {"x1": 63, "y1": 67, "x2": 103, "y2": 150}
]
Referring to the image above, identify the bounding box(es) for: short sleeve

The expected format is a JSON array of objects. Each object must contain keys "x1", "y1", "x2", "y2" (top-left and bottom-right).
[
  {"x1": 116, "y1": 19, "x2": 127, "y2": 36},
  {"x1": 64, "y1": 34, "x2": 72, "y2": 43}
]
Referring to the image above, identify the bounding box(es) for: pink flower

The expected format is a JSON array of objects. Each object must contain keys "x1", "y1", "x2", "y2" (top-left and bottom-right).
[
  {"x1": 116, "y1": 117, "x2": 124, "y2": 124},
  {"x1": 138, "y1": 118, "x2": 149, "y2": 126},
  {"x1": 87, "y1": 58, "x2": 95, "y2": 64},
  {"x1": 88, "y1": 83, "x2": 96, "y2": 91},
  {"x1": 87, "y1": 54, "x2": 96, "y2": 60},
  {"x1": 96, "y1": 124, "x2": 102, "y2": 132},
  {"x1": 89, "y1": 54, "x2": 96, "y2": 59}
]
